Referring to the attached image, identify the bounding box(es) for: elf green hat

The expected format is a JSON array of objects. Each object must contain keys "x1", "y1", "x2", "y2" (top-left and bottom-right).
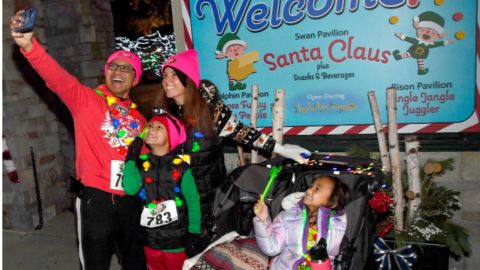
[
  {"x1": 215, "y1": 33, "x2": 247, "y2": 54},
  {"x1": 415, "y1": 11, "x2": 445, "y2": 34}
]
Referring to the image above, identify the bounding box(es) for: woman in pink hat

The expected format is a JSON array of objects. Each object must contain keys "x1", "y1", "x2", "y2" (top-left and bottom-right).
[{"x1": 154, "y1": 49, "x2": 311, "y2": 243}]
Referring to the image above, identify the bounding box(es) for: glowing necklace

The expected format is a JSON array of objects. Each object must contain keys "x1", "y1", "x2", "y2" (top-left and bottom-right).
[
  {"x1": 300, "y1": 207, "x2": 334, "y2": 263},
  {"x1": 95, "y1": 88, "x2": 141, "y2": 155},
  {"x1": 173, "y1": 105, "x2": 203, "y2": 153},
  {"x1": 137, "y1": 154, "x2": 185, "y2": 209}
]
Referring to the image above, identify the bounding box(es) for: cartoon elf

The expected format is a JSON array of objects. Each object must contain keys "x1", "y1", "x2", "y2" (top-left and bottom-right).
[
  {"x1": 215, "y1": 33, "x2": 259, "y2": 90},
  {"x1": 392, "y1": 11, "x2": 454, "y2": 75}
]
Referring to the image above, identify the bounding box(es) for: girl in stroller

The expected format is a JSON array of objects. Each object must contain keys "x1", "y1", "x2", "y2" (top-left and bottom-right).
[{"x1": 253, "y1": 175, "x2": 350, "y2": 269}]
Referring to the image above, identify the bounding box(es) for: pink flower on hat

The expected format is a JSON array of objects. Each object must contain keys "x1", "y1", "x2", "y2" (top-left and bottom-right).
[{"x1": 162, "y1": 50, "x2": 200, "y2": 88}]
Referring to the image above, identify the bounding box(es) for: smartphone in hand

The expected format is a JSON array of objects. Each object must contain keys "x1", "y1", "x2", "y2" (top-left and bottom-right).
[{"x1": 14, "y1": 7, "x2": 37, "y2": 33}]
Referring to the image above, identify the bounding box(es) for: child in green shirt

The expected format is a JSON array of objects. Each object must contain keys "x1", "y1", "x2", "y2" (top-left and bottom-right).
[{"x1": 123, "y1": 108, "x2": 201, "y2": 270}]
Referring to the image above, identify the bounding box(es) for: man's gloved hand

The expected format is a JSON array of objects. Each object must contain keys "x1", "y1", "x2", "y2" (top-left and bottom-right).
[
  {"x1": 273, "y1": 143, "x2": 311, "y2": 164},
  {"x1": 185, "y1": 233, "x2": 203, "y2": 258},
  {"x1": 126, "y1": 136, "x2": 143, "y2": 161}
]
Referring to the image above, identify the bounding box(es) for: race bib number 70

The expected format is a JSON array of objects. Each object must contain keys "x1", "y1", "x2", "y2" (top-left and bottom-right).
[{"x1": 110, "y1": 160, "x2": 125, "y2": 191}]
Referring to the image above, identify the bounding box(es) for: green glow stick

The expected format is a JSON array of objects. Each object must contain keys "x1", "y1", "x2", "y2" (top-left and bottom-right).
[
  {"x1": 138, "y1": 127, "x2": 149, "y2": 139},
  {"x1": 261, "y1": 166, "x2": 282, "y2": 201}
]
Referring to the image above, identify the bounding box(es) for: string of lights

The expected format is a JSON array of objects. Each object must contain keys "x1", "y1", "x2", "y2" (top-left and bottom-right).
[{"x1": 115, "y1": 31, "x2": 176, "y2": 78}]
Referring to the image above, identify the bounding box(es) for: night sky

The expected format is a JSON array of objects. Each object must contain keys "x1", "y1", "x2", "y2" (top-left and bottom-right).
[{"x1": 111, "y1": 0, "x2": 174, "y2": 39}]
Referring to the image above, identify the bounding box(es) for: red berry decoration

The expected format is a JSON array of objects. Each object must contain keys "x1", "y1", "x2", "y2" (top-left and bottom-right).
[
  {"x1": 173, "y1": 169, "x2": 180, "y2": 181},
  {"x1": 369, "y1": 190, "x2": 394, "y2": 214},
  {"x1": 118, "y1": 147, "x2": 127, "y2": 155},
  {"x1": 453, "y1": 12, "x2": 463, "y2": 22},
  {"x1": 145, "y1": 177, "x2": 153, "y2": 184}
]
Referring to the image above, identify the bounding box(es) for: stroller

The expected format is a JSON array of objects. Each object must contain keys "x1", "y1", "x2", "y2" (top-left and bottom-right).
[{"x1": 206, "y1": 153, "x2": 382, "y2": 270}]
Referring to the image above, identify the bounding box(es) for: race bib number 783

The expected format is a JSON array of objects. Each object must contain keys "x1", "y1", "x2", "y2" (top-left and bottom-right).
[{"x1": 140, "y1": 200, "x2": 179, "y2": 228}]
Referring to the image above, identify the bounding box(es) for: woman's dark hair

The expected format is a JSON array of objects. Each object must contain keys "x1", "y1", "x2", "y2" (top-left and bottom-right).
[
  {"x1": 171, "y1": 67, "x2": 188, "y2": 87},
  {"x1": 155, "y1": 70, "x2": 214, "y2": 138},
  {"x1": 316, "y1": 175, "x2": 350, "y2": 212}
]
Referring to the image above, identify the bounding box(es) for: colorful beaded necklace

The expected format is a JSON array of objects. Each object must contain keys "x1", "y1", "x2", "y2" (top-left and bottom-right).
[
  {"x1": 95, "y1": 88, "x2": 141, "y2": 156},
  {"x1": 300, "y1": 207, "x2": 334, "y2": 268},
  {"x1": 137, "y1": 153, "x2": 185, "y2": 209}
]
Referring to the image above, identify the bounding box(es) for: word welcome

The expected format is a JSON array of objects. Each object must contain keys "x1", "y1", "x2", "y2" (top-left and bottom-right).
[{"x1": 194, "y1": 0, "x2": 420, "y2": 34}]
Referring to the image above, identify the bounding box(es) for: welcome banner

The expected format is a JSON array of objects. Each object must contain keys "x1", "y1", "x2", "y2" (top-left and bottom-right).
[{"x1": 187, "y1": 0, "x2": 478, "y2": 133}]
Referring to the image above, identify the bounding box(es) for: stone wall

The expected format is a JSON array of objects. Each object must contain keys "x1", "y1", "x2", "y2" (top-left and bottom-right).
[{"x1": 2, "y1": 0, "x2": 115, "y2": 230}]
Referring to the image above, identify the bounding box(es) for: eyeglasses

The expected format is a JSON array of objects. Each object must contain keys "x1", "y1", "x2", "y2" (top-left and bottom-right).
[{"x1": 107, "y1": 63, "x2": 134, "y2": 73}]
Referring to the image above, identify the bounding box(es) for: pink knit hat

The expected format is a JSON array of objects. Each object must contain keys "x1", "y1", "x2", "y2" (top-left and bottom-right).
[
  {"x1": 105, "y1": 50, "x2": 143, "y2": 86},
  {"x1": 147, "y1": 112, "x2": 186, "y2": 151},
  {"x1": 162, "y1": 50, "x2": 200, "y2": 88}
]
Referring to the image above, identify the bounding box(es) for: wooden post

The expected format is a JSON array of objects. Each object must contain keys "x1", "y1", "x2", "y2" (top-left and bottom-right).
[
  {"x1": 272, "y1": 89, "x2": 285, "y2": 145},
  {"x1": 251, "y1": 84, "x2": 259, "y2": 163},
  {"x1": 236, "y1": 145, "x2": 246, "y2": 166},
  {"x1": 368, "y1": 91, "x2": 391, "y2": 173},
  {"x1": 405, "y1": 135, "x2": 421, "y2": 223},
  {"x1": 387, "y1": 87, "x2": 404, "y2": 231}
]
